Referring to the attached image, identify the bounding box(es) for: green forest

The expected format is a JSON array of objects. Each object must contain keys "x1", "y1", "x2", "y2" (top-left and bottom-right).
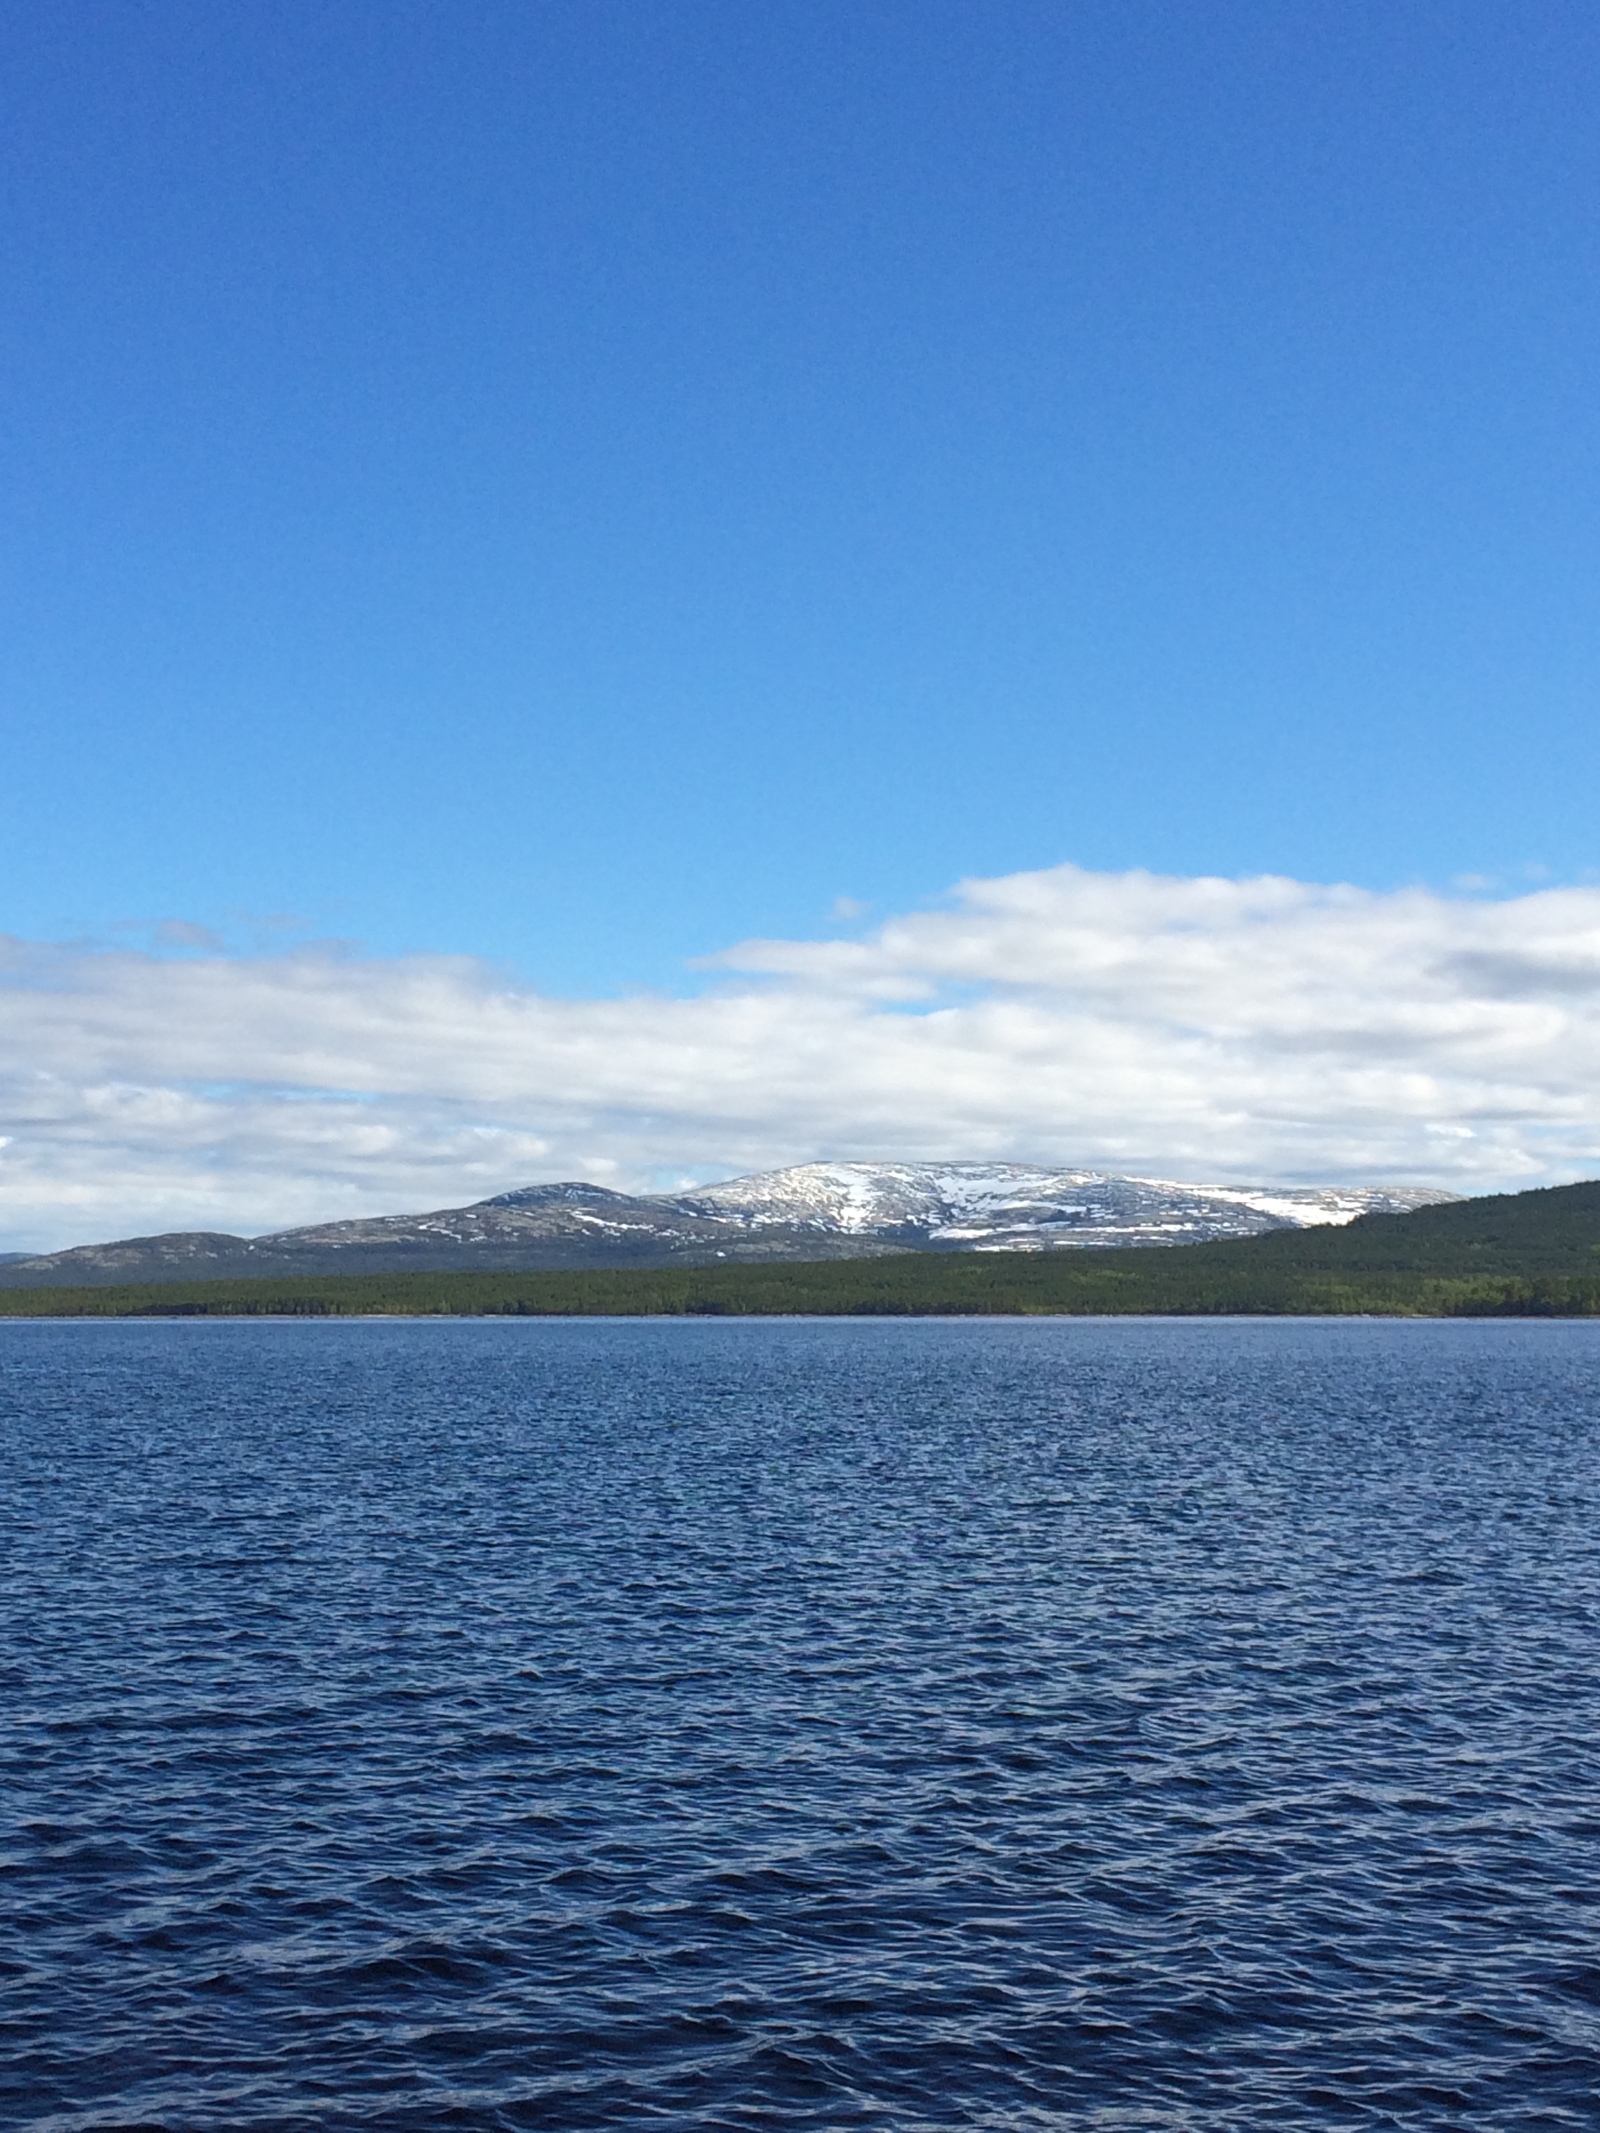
[{"x1": 5, "y1": 1179, "x2": 1600, "y2": 1319}]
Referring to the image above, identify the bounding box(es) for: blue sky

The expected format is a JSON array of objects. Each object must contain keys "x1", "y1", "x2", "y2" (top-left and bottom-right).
[
  {"x1": 5, "y1": 0, "x2": 1599, "y2": 994},
  {"x1": 9, "y1": 1, "x2": 1600, "y2": 1242}
]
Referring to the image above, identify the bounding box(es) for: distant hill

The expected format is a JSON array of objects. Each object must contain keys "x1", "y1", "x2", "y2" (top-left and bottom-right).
[
  {"x1": 669, "y1": 1162, "x2": 1450, "y2": 1247},
  {"x1": 0, "y1": 1162, "x2": 1454, "y2": 1288},
  {"x1": 1170, "y1": 1177, "x2": 1600, "y2": 1282},
  {"x1": 4, "y1": 1178, "x2": 1594, "y2": 1319}
]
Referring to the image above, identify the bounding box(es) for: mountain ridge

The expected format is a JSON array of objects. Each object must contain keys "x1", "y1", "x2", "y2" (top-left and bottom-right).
[
  {"x1": 0, "y1": 1162, "x2": 1457, "y2": 1288},
  {"x1": 4, "y1": 1178, "x2": 1596, "y2": 1321}
]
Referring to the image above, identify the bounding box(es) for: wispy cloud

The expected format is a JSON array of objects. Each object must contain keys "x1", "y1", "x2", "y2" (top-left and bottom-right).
[
  {"x1": 3, "y1": 862, "x2": 1600, "y2": 1248},
  {"x1": 152, "y1": 919, "x2": 227, "y2": 953}
]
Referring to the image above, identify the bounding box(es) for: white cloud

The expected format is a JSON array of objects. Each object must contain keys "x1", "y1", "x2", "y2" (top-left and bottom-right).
[{"x1": 4, "y1": 862, "x2": 1600, "y2": 1248}]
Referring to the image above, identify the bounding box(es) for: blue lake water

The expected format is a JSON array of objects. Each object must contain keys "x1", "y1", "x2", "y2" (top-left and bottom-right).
[{"x1": 4, "y1": 1316, "x2": 1600, "y2": 2130}]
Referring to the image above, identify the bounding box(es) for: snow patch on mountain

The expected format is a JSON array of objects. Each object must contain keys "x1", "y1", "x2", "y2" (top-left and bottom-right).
[
  {"x1": 0, "y1": 1159, "x2": 1463, "y2": 1286},
  {"x1": 672, "y1": 1162, "x2": 1456, "y2": 1249}
]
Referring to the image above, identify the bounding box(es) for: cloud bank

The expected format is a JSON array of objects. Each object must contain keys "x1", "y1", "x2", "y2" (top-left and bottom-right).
[{"x1": 4, "y1": 862, "x2": 1600, "y2": 1249}]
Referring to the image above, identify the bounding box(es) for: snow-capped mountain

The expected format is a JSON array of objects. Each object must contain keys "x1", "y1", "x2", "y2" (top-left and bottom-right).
[
  {"x1": 671, "y1": 1162, "x2": 1455, "y2": 1250},
  {"x1": 0, "y1": 1162, "x2": 1459, "y2": 1286}
]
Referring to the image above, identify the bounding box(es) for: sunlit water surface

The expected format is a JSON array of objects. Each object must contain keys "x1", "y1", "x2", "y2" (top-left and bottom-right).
[{"x1": 4, "y1": 1317, "x2": 1600, "y2": 2130}]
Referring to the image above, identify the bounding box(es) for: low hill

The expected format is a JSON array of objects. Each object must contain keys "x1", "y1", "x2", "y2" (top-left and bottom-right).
[
  {"x1": 1, "y1": 1179, "x2": 1597, "y2": 1318},
  {"x1": 0, "y1": 1163, "x2": 1454, "y2": 1287},
  {"x1": 1179, "y1": 1178, "x2": 1600, "y2": 1280}
]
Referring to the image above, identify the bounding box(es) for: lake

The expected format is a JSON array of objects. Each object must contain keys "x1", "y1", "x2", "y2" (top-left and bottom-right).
[{"x1": 4, "y1": 1318, "x2": 1598, "y2": 2129}]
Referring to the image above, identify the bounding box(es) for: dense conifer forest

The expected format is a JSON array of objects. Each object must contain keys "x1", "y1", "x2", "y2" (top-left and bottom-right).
[{"x1": 4, "y1": 1181, "x2": 1600, "y2": 1318}]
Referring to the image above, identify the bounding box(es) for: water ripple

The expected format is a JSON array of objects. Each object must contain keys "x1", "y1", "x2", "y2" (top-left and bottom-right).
[{"x1": 3, "y1": 1317, "x2": 1600, "y2": 2127}]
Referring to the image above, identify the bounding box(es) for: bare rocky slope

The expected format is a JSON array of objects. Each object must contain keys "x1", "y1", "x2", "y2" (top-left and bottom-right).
[{"x1": 0, "y1": 1163, "x2": 1457, "y2": 1288}]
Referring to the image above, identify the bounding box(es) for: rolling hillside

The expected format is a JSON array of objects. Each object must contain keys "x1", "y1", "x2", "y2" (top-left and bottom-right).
[
  {"x1": 2, "y1": 1179, "x2": 1596, "y2": 1318},
  {"x1": 0, "y1": 1163, "x2": 1454, "y2": 1287}
]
